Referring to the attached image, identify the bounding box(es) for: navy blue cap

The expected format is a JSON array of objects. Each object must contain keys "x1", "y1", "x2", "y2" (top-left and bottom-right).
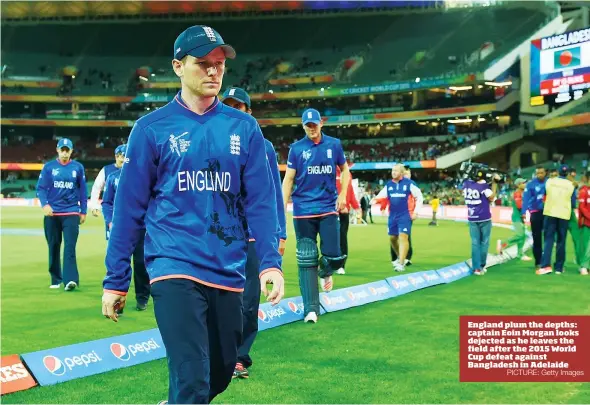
[
  {"x1": 115, "y1": 144, "x2": 127, "y2": 156},
  {"x1": 302, "y1": 108, "x2": 322, "y2": 125},
  {"x1": 173, "y1": 25, "x2": 236, "y2": 61},
  {"x1": 221, "y1": 87, "x2": 251, "y2": 108},
  {"x1": 57, "y1": 138, "x2": 73, "y2": 150}
]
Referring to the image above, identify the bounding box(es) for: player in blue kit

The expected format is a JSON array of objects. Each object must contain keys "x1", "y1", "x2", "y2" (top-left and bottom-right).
[
  {"x1": 101, "y1": 145, "x2": 150, "y2": 312},
  {"x1": 36, "y1": 138, "x2": 88, "y2": 291},
  {"x1": 282, "y1": 108, "x2": 350, "y2": 324},
  {"x1": 374, "y1": 164, "x2": 423, "y2": 272},
  {"x1": 90, "y1": 144, "x2": 127, "y2": 240},
  {"x1": 101, "y1": 26, "x2": 284, "y2": 404},
  {"x1": 220, "y1": 86, "x2": 287, "y2": 380}
]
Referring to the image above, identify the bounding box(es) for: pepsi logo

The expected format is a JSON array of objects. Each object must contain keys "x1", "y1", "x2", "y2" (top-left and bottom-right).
[
  {"x1": 391, "y1": 280, "x2": 399, "y2": 289},
  {"x1": 258, "y1": 309, "x2": 269, "y2": 323},
  {"x1": 347, "y1": 291, "x2": 356, "y2": 301},
  {"x1": 287, "y1": 301, "x2": 303, "y2": 315},
  {"x1": 369, "y1": 287, "x2": 377, "y2": 295},
  {"x1": 110, "y1": 343, "x2": 131, "y2": 361},
  {"x1": 43, "y1": 355, "x2": 66, "y2": 376},
  {"x1": 322, "y1": 295, "x2": 331, "y2": 305}
]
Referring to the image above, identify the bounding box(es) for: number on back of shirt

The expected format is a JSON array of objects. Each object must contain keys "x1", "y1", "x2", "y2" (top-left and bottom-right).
[{"x1": 463, "y1": 188, "x2": 480, "y2": 200}]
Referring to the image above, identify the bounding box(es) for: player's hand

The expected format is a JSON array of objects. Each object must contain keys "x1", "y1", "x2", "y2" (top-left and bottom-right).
[
  {"x1": 279, "y1": 239, "x2": 286, "y2": 256},
  {"x1": 92, "y1": 208, "x2": 100, "y2": 217},
  {"x1": 80, "y1": 214, "x2": 86, "y2": 225},
  {"x1": 42, "y1": 205, "x2": 53, "y2": 216},
  {"x1": 260, "y1": 270, "x2": 284, "y2": 306},
  {"x1": 102, "y1": 292, "x2": 126, "y2": 323},
  {"x1": 337, "y1": 194, "x2": 347, "y2": 211},
  {"x1": 412, "y1": 213, "x2": 418, "y2": 221}
]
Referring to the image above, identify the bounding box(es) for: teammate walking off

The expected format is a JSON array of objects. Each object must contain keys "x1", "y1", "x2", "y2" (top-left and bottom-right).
[
  {"x1": 497, "y1": 178, "x2": 531, "y2": 261},
  {"x1": 374, "y1": 164, "x2": 423, "y2": 272},
  {"x1": 389, "y1": 166, "x2": 417, "y2": 266},
  {"x1": 220, "y1": 86, "x2": 287, "y2": 380},
  {"x1": 282, "y1": 108, "x2": 350, "y2": 323},
  {"x1": 102, "y1": 26, "x2": 284, "y2": 404},
  {"x1": 36, "y1": 138, "x2": 87, "y2": 290},
  {"x1": 90, "y1": 144, "x2": 126, "y2": 240},
  {"x1": 522, "y1": 167, "x2": 547, "y2": 268},
  {"x1": 101, "y1": 145, "x2": 151, "y2": 311}
]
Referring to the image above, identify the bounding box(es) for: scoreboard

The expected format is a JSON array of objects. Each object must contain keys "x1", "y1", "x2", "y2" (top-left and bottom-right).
[{"x1": 530, "y1": 27, "x2": 590, "y2": 106}]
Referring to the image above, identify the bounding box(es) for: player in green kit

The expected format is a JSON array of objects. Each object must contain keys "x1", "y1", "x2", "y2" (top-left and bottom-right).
[{"x1": 497, "y1": 178, "x2": 531, "y2": 261}]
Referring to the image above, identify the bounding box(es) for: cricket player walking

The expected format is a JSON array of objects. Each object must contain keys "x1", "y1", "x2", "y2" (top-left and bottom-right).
[
  {"x1": 102, "y1": 25, "x2": 284, "y2": 404},
  {"x1": 36, "y1": 138, "x2": 87, "y2": 290},
  {"x1": 220, "y1": 86, "x2": 287, "y2": 379},
  {"x1": 90, "y1": 144, "x2": 126, "y2": 240},
  {"x1": 282, "y1": 108, "x2": 350, "y2": 323},
  {"x1": 374, "y1": 164, "x2": 423, "y2": 272}
]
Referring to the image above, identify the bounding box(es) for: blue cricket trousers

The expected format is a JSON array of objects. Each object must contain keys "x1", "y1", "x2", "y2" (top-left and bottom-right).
[
  {"x1": 43, "y1": 215, "x2": 80, "y2": 285},
  {"x1": 237, "y1": 241, "x2": 261, "y2": 369},
  {"x1": 151, "y1": 278, "x2": 243, "y2": 404}
]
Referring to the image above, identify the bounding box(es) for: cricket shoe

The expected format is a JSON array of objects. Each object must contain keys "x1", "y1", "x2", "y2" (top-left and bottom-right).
[
  {"x1": 394, "y1": 262, "x2": 405, "y2": 272},
  {"x1": 536, "y1": 266, "x2": 552, "y2": 275},
  {"x1": 520, "y1": 255, "x2": 532, "y2": 262},
  {"x1": 64, "y1": 281, "x2": 77, "y2": 291},
  {"x1": 49, "y1": 284, "x2": 61, "y2": 289},
  {"x1": 136, "y1": 302, "x2": 148, "y2": 311},
  {"x1": 473, "y1": 269, "x2": 484, "y2": 276},
  {"x1": 404, "y1": 259, "x2": 412, "y2": 267},
  {"x1": 336, "y1": 268, "x2": 346, "y2": 275},
  {"x1": 580, "y1": 268, "x2": 588, "y2": 276},
  {"x1": 233, "y1": 363, "x2": 249, "y2": 379},
  {"x1": 304, "y1": 312, "x2": 318, "y2": 323},
  {"x1": 320, "y1": 276, "x2": 333, "y2": 292},
  {"x1": 555, "y1": 269, "x2": 564, "y2": 275}
]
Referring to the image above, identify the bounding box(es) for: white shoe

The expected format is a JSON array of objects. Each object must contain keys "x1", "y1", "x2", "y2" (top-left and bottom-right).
[
  {"x1": 320, "y1": 276, "x2": 333, "y2": 292},
  {"x1": 64, "y1": 281, "x2": 77, "y2": 291},
  {"x1": 304, "y1": 312, "x2": 318, "y2": 323},
  {"x1": 394, "y1": 263, "x2": 405, "y2": 272},
  {"x1": 496, "y1": 240, "x2": 503, "y2": 254},
  {"x1": 49, "y1": 284, "x2": 61, "y2": 289},
  {"x1": 520, "y1": 255, "x2": 532, "y2": 262},
  {"x1": 581, "y1": 268, "x2": 588, "y2": 276},
  {"x1": 336, "y1": 268, "x2": 346, "y2": 275},
  {"x1": 392, "y1": 259, "x2": 400, "y2": 266}
]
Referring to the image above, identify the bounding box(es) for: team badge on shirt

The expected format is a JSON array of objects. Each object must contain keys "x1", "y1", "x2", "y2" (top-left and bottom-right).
[
  {"x1": 302, "y1": 150, "x2": 312, "y2": 161},
  {"x1": 230, "y1": 134, "x2": 240, "y2": 155},
  {"x1": 52, "y1": 169, "x2": 59, "y2": 177},
  {"x1": 169, "y1": 132, "x2": 190, "y2": 156}
]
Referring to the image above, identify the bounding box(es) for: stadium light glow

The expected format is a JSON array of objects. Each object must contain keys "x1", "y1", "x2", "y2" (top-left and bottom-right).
[
  {"x1": 269, "y1": 89, "x2": 274, "y2": 94},
  {"x1": 449, "y1": 86, "x2": 472, "y2": 91},
  {"x1": 484, "y1": 81, "x2": 512, "y2": 87},
  {"x1": 151, "y1": 73, "x2": 155, "y2": 77},
  {"x1": 415, "y1": 77, "x2": 420, "y2": 83},
  {"x1": 478, "y1": 118, "x2": 486, "y2": 122},
  {"x1": 447, "y1": 118, "x2": 473, "y2": 123},
  {"x1": 72, "y1": 75, "x2": 76, "y2": 79},
  {"x1": 139, "y1": 76, "x2": 148, "y2": 81}
]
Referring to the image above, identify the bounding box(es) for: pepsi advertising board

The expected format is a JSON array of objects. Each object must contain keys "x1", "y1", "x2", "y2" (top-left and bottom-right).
[
  {"x1": 21, "y1": 329, "x2": 165, "y2": 386},
  {"x1": 530, "y1": 27, "x2": 590, "y2": 106}
]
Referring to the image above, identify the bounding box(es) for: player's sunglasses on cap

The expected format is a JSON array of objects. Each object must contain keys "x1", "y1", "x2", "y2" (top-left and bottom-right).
[
  {"x1": 57, "y1": 138, "x2": 73, "y2": 150},
  {"x1": 221, "y1": 87, "x2": 251, "y2": 108},
  {"x1": 302, "y1": 108, "x2": 322, "y2": 125},
  {"x1": 174, "y1": 25, "x2": 236, "y2": 60}
]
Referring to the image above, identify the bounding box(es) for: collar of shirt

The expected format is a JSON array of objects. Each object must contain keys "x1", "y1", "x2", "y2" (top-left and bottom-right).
[
  {"x1": 303, "y1": 133, "x2": 325, "y2": 146},
  {"x1": 173, "y1": 91, "x2": 220, "y2": 121}
]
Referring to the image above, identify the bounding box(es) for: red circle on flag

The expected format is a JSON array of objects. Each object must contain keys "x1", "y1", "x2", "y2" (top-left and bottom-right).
[{"x1": 559, "y1": 51, "x2": 573, "y2": 66}]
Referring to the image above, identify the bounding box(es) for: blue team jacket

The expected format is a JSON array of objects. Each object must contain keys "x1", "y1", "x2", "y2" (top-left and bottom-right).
[
  {"x1": 103, "y1": 94, "x2": 282, "y2": 294},
  {"x1": 101, "y1": 170, "x2": 121, "y2": 225},
  {"x1": 522, "y1": 178, "x2": 546, "y2": 214},
  {"x1": 36, "y1": 159, "x2": 88, "y2": 215},
  {"x1": 247, "y1": 139, "x2": 287, "y2": 241}
]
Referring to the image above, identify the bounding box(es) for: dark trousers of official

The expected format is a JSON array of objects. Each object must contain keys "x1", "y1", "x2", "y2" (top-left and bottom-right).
[
  {"x1": 132, "y1": 231, "x2": 150, "y2": 306},
  {"x1": 530, "y1": 211, "x2": 545, "y2": 266},
  {"x1": 391, "y1": 235, "x2": 413, "y2": 262},
  {"x1": 44, "y1": 215, "x2": 80, "y2": 285},
  {"x1": 152, "y1": 279, "x2": 242, "y2": 404},
  {"x1": 540, "y1": 216, "x2": 569, "y2": 271},
  {"x1": 339, "y1": 213, "x2": 349, "y2": 268},
  {"x1": 237, "y1": 241, "x2": 260, "y2": 369}
]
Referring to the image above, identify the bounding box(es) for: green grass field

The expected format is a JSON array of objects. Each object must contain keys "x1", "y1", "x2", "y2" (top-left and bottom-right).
[{"x1": 1, "y1": 206, "x2": 588, "y2": 404}]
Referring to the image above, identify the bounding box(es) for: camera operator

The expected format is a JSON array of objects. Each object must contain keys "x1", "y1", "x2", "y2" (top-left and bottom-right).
[{"x1": 462, "y1": 166, "x2": 500, "y2": 275}]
